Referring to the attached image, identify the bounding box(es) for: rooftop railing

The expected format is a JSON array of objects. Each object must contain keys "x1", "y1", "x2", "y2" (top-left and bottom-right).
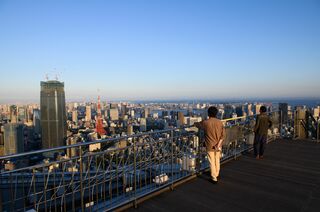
[{"x1": 0, "y1": 111, "x2": 287, "y2": 212}]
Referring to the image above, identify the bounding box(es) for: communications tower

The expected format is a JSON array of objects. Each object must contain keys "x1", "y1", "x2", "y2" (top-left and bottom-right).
[{"x1": 96, "y1": 95, "x2": 106, "y2": 135}]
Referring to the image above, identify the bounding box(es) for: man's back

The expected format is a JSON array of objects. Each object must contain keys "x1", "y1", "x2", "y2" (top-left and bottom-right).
[
  {"x1": 254, "y1": 114, "x2": 272, "y2": 137},
  {"x1": 196, "y1": 106, "x2": 224, "y2": 183},
  {"x1": 200, "y1": 118, "x2": 225, "y2": 152}
]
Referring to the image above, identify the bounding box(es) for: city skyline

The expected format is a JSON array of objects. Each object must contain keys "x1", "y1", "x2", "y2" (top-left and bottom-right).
[{"x1": 1, "y1": 0, "x2": 320, "y2": 102}]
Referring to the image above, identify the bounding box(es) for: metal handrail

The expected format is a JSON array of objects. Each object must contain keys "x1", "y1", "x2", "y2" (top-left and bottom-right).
[
  {"x1": 0, "y1": 111, "x2": 281, "y2": 212},
  {"x1": 0, "y1": 111, "x2": 275, "y2": 161}
]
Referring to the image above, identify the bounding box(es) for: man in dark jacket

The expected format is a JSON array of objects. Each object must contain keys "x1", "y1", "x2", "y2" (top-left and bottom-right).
[{"x1": 254, "y1": 106, "x2": 272, "y2": 159}]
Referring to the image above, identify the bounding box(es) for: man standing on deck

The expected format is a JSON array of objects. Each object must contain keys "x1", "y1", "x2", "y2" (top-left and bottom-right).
[
  {"x1": 254, "y1": 106, "x2": 272, "y2": 159},
  {"x1": 195, "y1": 106, "x2": 225, "y2": 184}
]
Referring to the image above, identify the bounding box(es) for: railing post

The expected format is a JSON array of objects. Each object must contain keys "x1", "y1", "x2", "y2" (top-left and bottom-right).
[
  {"x1": 133, "y1": 138, "x2": 137, "y2": 208},
  {"x1": 0, "y1": 173, "x2": 2, "y2": 212},
  {"x1": 317, "y1": 118, "x2": 320, "y2": 143},
  {"x1": 234, "y1": 140, "x2": 237, "y2": 160},
  {"x1": 293, "y1": 110, "x2": 299, "y2": 139},
  {"x1": 79, "y1": 146, "x2": 84, "y2": 212},
  {"x1": 170, "y1": 129, "x2": 174, "y2": 190},
  {"x1": 196, "y1": 130, "x2": 203, "y2": 175},
  {"x1": 299, "y1": 119, "x2": 301, "y2": 139},
  {"x1": 280, "y1": 110, "x2": 283, "y2": 138}
]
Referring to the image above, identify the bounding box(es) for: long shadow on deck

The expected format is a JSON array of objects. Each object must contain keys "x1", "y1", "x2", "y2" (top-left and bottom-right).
[{"x1": 128, "y1": 140, "x2": 320, "y2": 212}]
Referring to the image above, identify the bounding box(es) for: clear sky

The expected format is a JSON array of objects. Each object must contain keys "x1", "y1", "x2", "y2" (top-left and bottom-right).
[{"x1": 0, "y1": 0, "x2": 319, "y2": 103}]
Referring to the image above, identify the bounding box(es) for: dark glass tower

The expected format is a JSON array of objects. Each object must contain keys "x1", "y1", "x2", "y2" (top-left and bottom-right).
[
  {"x1": 3, "y1": 123, "x2": 24, "y2": 155},
  {"x1": 40, "y1": 80, "x2": 67, "y2": 149}
]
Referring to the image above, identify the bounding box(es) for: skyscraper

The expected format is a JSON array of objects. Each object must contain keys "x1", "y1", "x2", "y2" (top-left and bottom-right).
[
  {"x1": 18, "y1": 107, "x2": 26, "y2": 123},
  {"x1": 142, "y1": 107, "x2": 150, "y2": 118},
  {"x1": 140, "y1": 118, "x2": 147, "y2": 132},
  {"x1": 72, "y1": 110, "x2": 78, "y2": 123},
  {"x1": 10, "y1": 105, "x2": 18, "y2": 123},
  {"x1": 33, "y1": 109, "x2": 41, "y2": 135},
  {"x1": 279, "y1": 103, "x2": 288, "y2": 125},
  {"x1": 121, "y1": 104, "x2": 128, "y2": 119},
  {"x1": 255, "y1": 104, "x2": 262, "y2": 115},
  {"x1": 178, "y1": 112, "x2": 185, "y2": 126},
  {"x1": 3, "y1": 123, "x2": 24, "y2": 155},
  {"x1": 223, "y1": 105, "x2": 233, "y2": 119},
  {"x1": 127, "y1": 124, "x2": 133, "y2": 135},
  {"x1": 40, "y1": 80, "x2": 67, "y2": 149},
  {"x1": 247, "y1": 103, "x2": 254, "y2": 116},
  {"x1": 109, "y1": 108, "x2": 119, "y2": 121},
  {"x1": 313, "y1": 106, "x2": 320, "y2": 118},
  {"x1": 85, "y1": 106, "x2": 91, "y2": 122},
  {"x1": 0, "y1": 126, "x2": 4, "y2": 156},
  {"x1": 235, "y1": 106, "x2": 244, "y2": 117}
]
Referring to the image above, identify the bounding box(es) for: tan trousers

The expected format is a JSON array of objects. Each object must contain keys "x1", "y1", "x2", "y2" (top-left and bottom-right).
[{"x1": 207, "y1": 150, "x2": 221, "y2": 181}]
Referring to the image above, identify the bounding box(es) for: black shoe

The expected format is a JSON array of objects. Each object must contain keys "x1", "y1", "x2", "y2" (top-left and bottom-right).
[{"x1": 208, "y1": 179, "x2": 218, "y2": 184}]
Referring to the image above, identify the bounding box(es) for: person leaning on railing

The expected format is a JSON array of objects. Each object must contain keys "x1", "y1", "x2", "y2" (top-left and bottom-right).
[
  {"x1": 254, "y1": 106, "x2": 272, "y2": 159},
  {"x1": 195, "y1": 106, "x2": 226, "y2": 184}
]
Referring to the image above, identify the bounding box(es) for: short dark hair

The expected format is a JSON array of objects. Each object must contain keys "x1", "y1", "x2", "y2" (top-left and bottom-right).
[
  {"x1": 260, "y1": 106, "x2": 267, "y2": 113},
  {"x1": 208, "y1": 106, "x2": 218, "y2": 118}
]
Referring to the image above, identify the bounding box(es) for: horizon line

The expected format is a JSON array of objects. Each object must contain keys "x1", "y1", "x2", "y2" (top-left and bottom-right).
[{"x1": 1, "y1": 97, "x2": 320, "y2": 105}]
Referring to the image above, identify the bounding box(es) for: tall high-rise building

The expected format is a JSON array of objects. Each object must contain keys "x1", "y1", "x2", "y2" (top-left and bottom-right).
[
  {"x1": 130, "y1": 109, "x2": 135, "y2": 118},
  {"x1": 235, "y1": 106, "x2": 244, "y2": 117},
  {"x1": 313, "y1": 106, "x2": 320, "y2": 118},
  {"x1": 255, "y1": 104, "x2": 262, "y2": 115},
  {"x1": 0, "y1": 128, "x2": 4, "y2": 146},
  {"x1": 279, "y1": 103, "x2": 288, "y2": 125},
  {"x1": 85, "y1": 106, "x2": 91, "y2": 122},
  {"x1": 0, "y1": 126, "x2": 4, "y2": 156},
  {"x1": 121, "y1": 104, "x2": 128, "y2": 119},
  {"x1": 178, "y1": 112, "x2": 185, "y2": 126},
  {"x1": 140, "y1": 118, "x2": 147, "y2": 132},
  {"x1": 18, "y1": 107, "x2": 26, "y2": 123},
  {"x1": 223, "y1": 105, "x2": 233, "y2": 119},
  {"x1": 109, "y1": 108, "x2": 119, "y2": 121},
  {"x1": 72, "y1": 110, "x2": 78, "y2": 123},
  {"x1": 127, "y1": 124, "x2": 133, "y2": 135},
  {"x1": 3, "y1": 123, "x2": 24, "y2": 155},
  {"x1": 294, "y1": 107, "x2": 307, "y2": 139},
  {"x1": 66, "y1": 136, "x2": 78, "y2": 158},
  {"x1": 40, "y1": 80, "x2": 67, "y2": 149},
  {"x1": 142, "y1": 108, "x2": 150, "y2": 118},
  {"x1": 26, "y1": 106, "x2": 33, "y2": 123},
  {"x1": 247, "y1": 103, "x2": 254, "y2": 116},
  {"x1": 10, "y1": 105, "x2": 18, "y2": 123},
  {"x1": 33, "y1": 109, "x2": 41, "y2": 134}
]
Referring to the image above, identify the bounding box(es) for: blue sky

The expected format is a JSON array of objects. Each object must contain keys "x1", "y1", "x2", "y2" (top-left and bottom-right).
[{"x1": 0, "y1": 0, "x2": 319, "y2": 103}]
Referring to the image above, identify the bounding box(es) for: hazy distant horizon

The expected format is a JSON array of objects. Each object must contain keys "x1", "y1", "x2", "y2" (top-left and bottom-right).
[{"x1": 1, "y1": 96, "x2": 319, "y2": 107}]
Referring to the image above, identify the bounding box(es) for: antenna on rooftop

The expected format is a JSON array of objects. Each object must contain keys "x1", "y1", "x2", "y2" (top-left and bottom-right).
[{"x1": 45, "y1": 73, "x2": 49, "y2": 81}]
